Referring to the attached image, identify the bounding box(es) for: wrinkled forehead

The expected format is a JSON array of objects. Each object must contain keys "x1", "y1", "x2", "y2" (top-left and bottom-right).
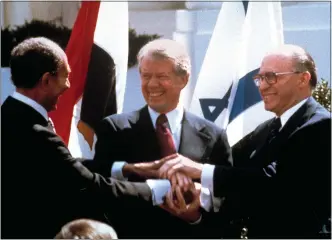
[
  {"x1": 139, "y1": 56, "x2": 175, "y2": 72},
  {"x1": 260, "y1": 54, "x2": 294, "y2": 72}
]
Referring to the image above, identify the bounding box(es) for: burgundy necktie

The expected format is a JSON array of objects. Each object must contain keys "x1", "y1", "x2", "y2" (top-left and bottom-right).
[{"x1": 156, "y1": 114, "x2": 176, "y2": 157}]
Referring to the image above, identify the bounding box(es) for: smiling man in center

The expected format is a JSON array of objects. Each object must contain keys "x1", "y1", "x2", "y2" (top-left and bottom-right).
[{"x1": 91, "y1": 39, "x2": 232, "y2": 238}]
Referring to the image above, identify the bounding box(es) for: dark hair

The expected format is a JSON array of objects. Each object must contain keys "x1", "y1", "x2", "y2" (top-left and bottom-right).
[
  {"x1": 54, "y1": 219, "x2": 118, "y2": 239},
  {"x1": 9, "y1": 37, "x2": 65, "y2": 89}
]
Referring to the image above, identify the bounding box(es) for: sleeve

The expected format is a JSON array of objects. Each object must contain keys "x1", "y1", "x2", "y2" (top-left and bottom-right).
[
  {"x1": 93, "y1": 118, "x2": 122, "y2": 177},
  {"x1": 200, "y1": 129, "x2": 232, "y2": 212},
  {"x1": 200, "y1": 164, "x2": 224, "y2": 212},
  {"x1": 111, "y1": 161, "x2": 128, "y2": 180},
  {"x1": 34, "y1": 126, "x2": 153, "y2": 205}
]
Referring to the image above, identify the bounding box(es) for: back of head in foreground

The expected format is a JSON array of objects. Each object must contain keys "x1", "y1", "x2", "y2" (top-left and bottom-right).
[{"x1": 54, "y1": 219, "x2": 118, "y2": 239}]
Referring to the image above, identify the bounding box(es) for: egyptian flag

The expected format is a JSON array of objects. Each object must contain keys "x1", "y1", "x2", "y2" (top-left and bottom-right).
[{"x1": 49, "y1": 1, "x2": 129, "y2": 158}]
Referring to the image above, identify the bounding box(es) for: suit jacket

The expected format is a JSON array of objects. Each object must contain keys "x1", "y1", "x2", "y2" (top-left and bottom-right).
[
  {"x1": 91, "y1": 105, "x2": 233, "y2": 238},
  {"x1": 212, "y1": 97, "x2": 331, "y2": 239},
  {"x1": 1, "y1": 96, "x2": 152, "y2": 239}
]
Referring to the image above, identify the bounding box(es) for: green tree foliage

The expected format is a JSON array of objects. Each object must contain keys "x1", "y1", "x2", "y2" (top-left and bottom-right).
[
  {"x1": 1, "y1": 20, "x2": 160, "y2": 68},
  {"x1": 313, "y1": 79, "x2": 331, "y2": 112}
]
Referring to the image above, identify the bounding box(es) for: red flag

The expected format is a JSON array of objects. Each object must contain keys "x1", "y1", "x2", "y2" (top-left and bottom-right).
[{"x1": 49, "y1": 2, "x2": 100, "y2": 145}]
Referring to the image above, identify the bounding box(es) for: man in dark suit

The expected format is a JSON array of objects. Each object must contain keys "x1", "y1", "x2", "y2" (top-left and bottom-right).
[
  {"x1": 158, "y1": 44, "x2": 331, "y2": 238},
  {"x1": 1, "y1": 37, "x2": 174, "y2": 239},
  {"x1": 92, "y1": 39, "x2": 232, "y2": 238}
]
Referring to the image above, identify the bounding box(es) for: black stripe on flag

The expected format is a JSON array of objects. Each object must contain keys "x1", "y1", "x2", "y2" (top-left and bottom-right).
[{"x1": 80, "y1": 43, "x2": 117, "y2": 130}]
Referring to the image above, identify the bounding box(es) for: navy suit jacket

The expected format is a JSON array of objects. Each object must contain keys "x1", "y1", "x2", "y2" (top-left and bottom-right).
[
  {"x1": 91, "y1": 105, "x2": 233, "y2": 238},
  {"x1": 212, "y1": 97, "x2": 331, "y2": 238}
]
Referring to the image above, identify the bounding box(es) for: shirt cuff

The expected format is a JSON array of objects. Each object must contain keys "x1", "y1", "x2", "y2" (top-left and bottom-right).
[
  {"x1": 111, "y1": 161, "x2": 128, "y2": 180},
  {"x1": 200, "y1": 164, "x2": 215, "y2": 212},
  {"x1": 146, "y1": 179, "x2": 171, "y2": 206}
]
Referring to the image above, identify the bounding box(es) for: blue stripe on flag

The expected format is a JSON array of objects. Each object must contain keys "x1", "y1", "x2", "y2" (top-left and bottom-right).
[{"x1": 229, "y1": 68, "x2": 261, "y2": 122}]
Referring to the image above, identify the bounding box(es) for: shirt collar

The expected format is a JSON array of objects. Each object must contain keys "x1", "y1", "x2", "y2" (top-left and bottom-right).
[
  {"x1": 279, "y1": 98, "x2": 308, "y2": 129},
  {"x1": 12, "y1": 91, "x2": 49, "y2": 121},
  {"x1": 148, "y1": 104, "x2": 184, "y2": 133}
]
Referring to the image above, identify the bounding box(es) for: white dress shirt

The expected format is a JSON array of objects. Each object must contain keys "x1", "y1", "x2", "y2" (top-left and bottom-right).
[
  {"x1": 110, "y1": 105, "x2": 186, "y2": 206},
  {"x1": 201, "y1": 98, "x2": 309, "y2": 212}
]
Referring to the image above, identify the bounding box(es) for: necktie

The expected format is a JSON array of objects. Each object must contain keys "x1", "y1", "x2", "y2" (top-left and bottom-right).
[
  {"x1": 47, "y1": 118, "x2": 56, "y2": 133},
  {"x1": 267, "y1": 117, "x2": 281, "y2": 144},
  {"x1": 156, "y1": 114, "x2": 176, "y2": 157}
]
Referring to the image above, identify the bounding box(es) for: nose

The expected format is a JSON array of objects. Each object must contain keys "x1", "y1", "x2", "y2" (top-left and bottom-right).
[
  {"x1": 146, "y1": 76, "x2": 160, "y2": 88},
  {"x1": 66, "y1": 78, "x2": 71, "y2": 89},
  {"x1": 258, "y1": 78, "x2": 270, "y2": 92}
]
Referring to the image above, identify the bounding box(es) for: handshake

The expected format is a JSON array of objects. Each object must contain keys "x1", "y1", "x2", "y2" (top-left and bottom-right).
[{"x1": 122, "y1": 153, "x2": 204, "y2": 223}]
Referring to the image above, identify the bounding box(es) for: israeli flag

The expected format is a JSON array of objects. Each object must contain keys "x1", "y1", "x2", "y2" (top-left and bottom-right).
[
  {"x1": 226, "y1": 1, "x2": 284, "y2": 146},
  {"x1": 189, "y1": 2, "x2": 246, "y2": 129}
]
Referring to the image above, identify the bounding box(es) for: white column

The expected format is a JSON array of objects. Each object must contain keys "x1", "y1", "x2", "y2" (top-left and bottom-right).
[
  {"x1": 61, "y1": 1, "x2": 81, "y2": 28},
  {"x1": 173, "y1": 2, "x2": 221, "y2": 109},
  {"x1": 1, "y1": 2, "x2": 5, "y2": 28},
  {"x1": 2, "y1": 1, "x2": 32, "y2": 28}
]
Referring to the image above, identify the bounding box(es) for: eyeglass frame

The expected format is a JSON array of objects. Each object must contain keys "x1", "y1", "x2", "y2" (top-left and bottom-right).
[{"x1": 253, "y1": 71, "x2": 302, "y2": 87}]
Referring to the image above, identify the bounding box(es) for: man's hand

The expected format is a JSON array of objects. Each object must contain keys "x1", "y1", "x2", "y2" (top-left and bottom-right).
[
  {"x1": 159, "y1": 154, "x2": 204, "y2": 180},
  {"x1": 122, "y1": 158, "x2": 167, "y2": 179},
  {"x1": 159, "y1": 182, "x2": 202, "y2": 223},
  {"x1": 170, "y1": 172, "x2": 192, "y2": 192}
]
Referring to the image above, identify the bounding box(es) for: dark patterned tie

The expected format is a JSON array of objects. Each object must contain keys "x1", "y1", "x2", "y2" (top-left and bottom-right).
[
  {"x1": 156, "y1": 114, "x2": 176, "y2": 157},
  {"x1": 264, "y1": 117, "x2": 282, "y2": 175},
  {"x1": 267, "y1": 117, "x2": 282, "y2": 144}
]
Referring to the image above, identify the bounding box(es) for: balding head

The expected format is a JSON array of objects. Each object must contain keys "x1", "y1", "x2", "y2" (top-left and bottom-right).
[
  {"x1": 256, "y1": 44, "x2": 315, "y2": 116},
  {"x1": 266, "y1": 44, "x2": 317, "y2": 88}
]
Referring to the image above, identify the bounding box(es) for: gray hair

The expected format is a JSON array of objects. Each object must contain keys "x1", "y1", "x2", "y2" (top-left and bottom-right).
[
  {"x1": 54, "y1": 219, "x2": 118, "y2": 239},
  {"x1": 268, "y1": 44, "x2": 317, "y2": 88},
  {"x1": 137, "y1": 39, "x2": 191, "y2": 76}
]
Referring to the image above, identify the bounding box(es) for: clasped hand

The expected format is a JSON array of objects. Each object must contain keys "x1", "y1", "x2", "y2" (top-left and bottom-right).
[{"x1": 124, "y1": 154, "x2": 203, "y2": 222}]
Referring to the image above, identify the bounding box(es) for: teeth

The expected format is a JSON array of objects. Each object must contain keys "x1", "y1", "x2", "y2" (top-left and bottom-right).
[{"x1": 150, "y1": 93, "x2": 163, "y2": 97}]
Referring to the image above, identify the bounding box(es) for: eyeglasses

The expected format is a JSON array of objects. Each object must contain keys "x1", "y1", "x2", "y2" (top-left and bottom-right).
[{"x1": 253, "y1": 71, "x2": 301, "y2": 87}]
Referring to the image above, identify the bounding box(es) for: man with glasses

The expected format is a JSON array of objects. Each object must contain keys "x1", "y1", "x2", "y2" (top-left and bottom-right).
[{"x1": 156, "y1": 44, "x2": 331, "y2": 238}]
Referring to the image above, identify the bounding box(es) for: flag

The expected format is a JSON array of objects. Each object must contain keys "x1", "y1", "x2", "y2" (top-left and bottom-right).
[
  {"x1": 49, "y1": 1, "x2": 129, "y2": 158},
  {"x1": 225, "y1": 1, "x2": 284, "y2": 146},
  {"x1": 189, "y1": 2, "x2": 246, "y2": 129}
]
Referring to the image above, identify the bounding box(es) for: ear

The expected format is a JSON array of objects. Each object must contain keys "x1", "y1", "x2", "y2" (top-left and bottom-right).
[
  {"x1": 179, "y1": 73, "x2": 189, "y2": 89},
  {"x1": 299, "y1": 71, "x2": 311, "y2": 88},
  {"x1": 39, "y1": 72, "x2": 52, "y2": 90}
]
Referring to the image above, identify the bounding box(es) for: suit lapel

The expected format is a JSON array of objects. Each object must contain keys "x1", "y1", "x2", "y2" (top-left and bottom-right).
[
  {"x1": 278, "y1": 97, "x2": 318, "y2": 139},
  {"x1": 250, "y1": 97, "x2": 318, "y2": 161},
  {"x1": 179, "y1": 111, "x2": 211, "y2": 161},
  {"x1": 133, "y1": 105, "x2": 161, "y2": 160}
]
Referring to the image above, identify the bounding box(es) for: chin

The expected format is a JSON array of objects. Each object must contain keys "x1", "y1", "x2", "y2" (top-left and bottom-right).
[{"x1": 149, "y1": 105, "x2": 167, "y2": 113}]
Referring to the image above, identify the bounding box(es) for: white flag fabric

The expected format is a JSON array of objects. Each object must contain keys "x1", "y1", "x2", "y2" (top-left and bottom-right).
[
  {"x1": 68, "y1": 2, "x2": 129, "y2": 158},
  {"x1": 189, "y1": 2, "x2": 246, "y2": 129},
  {"x1": 226, "y1": 1, "x2": 284, "y2": 146}
]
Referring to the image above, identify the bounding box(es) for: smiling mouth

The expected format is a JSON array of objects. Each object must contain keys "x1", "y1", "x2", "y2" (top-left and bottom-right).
[
  {"x1": 262, "y1": 94, "x2": 275, "y2": 101},
  {"x1": 149, "y1": 92, "x2": 164, "y2": 97}
]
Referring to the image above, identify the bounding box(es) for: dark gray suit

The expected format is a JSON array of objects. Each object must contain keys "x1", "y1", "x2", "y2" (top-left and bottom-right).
[{"x1": 92, "y1": 105, "x2": 233, "y2": 238}]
